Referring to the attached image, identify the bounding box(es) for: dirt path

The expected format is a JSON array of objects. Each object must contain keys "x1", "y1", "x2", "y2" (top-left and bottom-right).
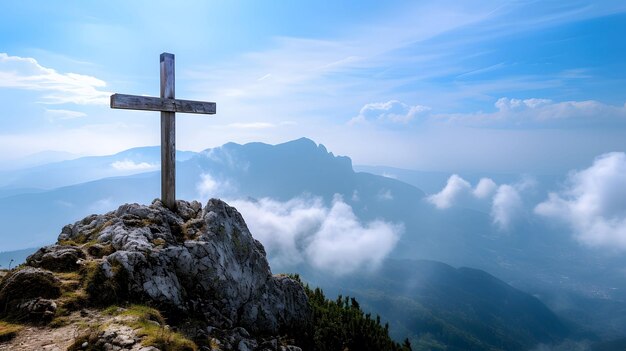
[
  {"x1": 0, "y1": 310, "x2": 103, "y2": 351},
  {"x1": 0, "y1": 324, "x2": 83, "y2": 351}
]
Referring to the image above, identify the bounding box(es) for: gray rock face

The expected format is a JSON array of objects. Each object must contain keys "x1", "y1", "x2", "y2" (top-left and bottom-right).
[{"x1": 57, "y1": 198, "x2": 310, "y2": 335}]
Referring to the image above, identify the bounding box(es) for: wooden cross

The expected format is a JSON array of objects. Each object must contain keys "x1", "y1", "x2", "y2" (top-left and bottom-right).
[{"x1": 110, "y1": 53, "x2": 216, "y2": 210}]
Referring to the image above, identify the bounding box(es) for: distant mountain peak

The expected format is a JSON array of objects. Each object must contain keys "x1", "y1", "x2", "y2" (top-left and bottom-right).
[
  {"x1": 207, "y1": 137, "x2": 321, "y2": 152},
  {"x1": 200, "y1": 137, "x2": 351, "y2": 170},
  {"x1": 283, "y1": 136, "x2": 318, "y2": 147}
]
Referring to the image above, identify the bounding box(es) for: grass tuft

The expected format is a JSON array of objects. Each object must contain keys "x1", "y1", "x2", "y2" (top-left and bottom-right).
[
  {"x1": 49, "y1": 316, "x2": 71, "y2": 328},
  {"x1": 0, "y1": 321, "x2": 23, "y2": 342},
  {"x1": 58, "y1": 290, "x2": 89, "y2": 313},
  {"x1": 103, "y1": 305, "x2": 197, "y2": 351},
  {"x1": 67, "y1": 325, "x2": 102, "y2": 351}
]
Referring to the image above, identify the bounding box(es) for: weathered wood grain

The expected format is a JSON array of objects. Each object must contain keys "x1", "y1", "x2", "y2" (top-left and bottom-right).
[
  {"x1": 110, "y1": 94, "x2": 216, "y2": 114},
  {"x1": 160, "y1": 53, "x2": 176, "y2": 210}
]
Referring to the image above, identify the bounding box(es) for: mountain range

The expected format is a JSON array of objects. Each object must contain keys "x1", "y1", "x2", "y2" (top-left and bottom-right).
[{"x1": 0, "y1": 138, "x2": 624, "y2": 349}]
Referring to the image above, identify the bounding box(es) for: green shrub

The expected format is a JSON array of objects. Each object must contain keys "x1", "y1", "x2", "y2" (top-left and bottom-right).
[{"x1": 287, "y1": 274, "x2": 412, "y2": 351}]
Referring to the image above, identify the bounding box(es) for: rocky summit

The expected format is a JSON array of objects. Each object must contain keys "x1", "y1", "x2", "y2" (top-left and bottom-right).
[{"x1": 0, "y1": 199, "x2": 311, "y2": 351}]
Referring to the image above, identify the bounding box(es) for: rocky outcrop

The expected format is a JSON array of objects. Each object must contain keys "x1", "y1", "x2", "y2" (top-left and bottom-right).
[
  {"x1": 52, "y1": 199, "x2": 309, "y2": 336},
  {"x1": 0, "y1": 198, "x2": 311, "y2": 350}
]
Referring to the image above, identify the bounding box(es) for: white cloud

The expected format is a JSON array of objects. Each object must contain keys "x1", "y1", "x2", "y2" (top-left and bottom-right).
[
  {"x1": 44, "y1": 109, "x2": 87, "y2": 121},
  {"x1": 428, "y1": 175, "x2": 527, "y2": 230},
  {"x1": 197, "y1": 173, "x2": 219, "y2": 196},
  {"x1": 305, "y1": 197, "x2": 403, "y2": 274},
  {"x1": 110, "y1": 159, "x2": 157, "y2": 171},
  {"x1": 428, "y1": 174, "x2": 471, "y2": 209},
  {"x1": 495, "y1": 97, "x2": 551, "y2": 111},
  {"x1": 230, "y1": 197, "x2": 326, "y2": 268},
  {"x1": 494, "y1": 97, "x2": 624, "y2": 122},
  {"x1": 535, "y1": 152, "x2": 626, "y2": 250},
  {"x1": 440, "y1": 97, "x2": 626, "y2": 127},
  {"x1": 351, "y1": 100, "x2": 431, "y2": 125},
  {"x1": 0, "y1": 53, "x2": 110, "y2": 105},
  {"x1": 196, "y1": 173, "x2": 236, "y2": 201},
  {"x1": 230, "y1": 195, "x2": 403, "y2": 275},
  {"x1": 473, "y1": 177, "x2": 497, "y2": 199},
  {"x1": 196, "y1": 173, "x2": 237, "y2": 202},
  {"x1": 491, "y1": 184, "x2": 523, "y2": 231}
]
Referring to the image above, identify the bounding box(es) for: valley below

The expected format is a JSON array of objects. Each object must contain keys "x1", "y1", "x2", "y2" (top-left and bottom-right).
[{"x1": 1, "y1": 138, "x2": 625, "y2": 350}]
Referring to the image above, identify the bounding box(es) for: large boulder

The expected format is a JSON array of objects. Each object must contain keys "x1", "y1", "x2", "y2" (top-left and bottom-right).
[
  {"x1": 0, "y1": 267, "x2": 61, "y2": 322},
  {"x1": 26, "y1": 245, "x2": 85, "y2": 272},
  {"x1": 57, "y1": 198, "x2": 310, "y2": 335}
]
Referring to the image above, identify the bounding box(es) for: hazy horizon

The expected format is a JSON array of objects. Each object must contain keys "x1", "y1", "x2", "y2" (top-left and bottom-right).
[{"x1": 2, "y1": 1, "x2": 626, "y2": 174}]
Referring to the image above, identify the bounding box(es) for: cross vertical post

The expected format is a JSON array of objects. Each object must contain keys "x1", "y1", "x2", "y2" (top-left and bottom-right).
[
  {"x1": 160, "y1": 53, "x2": 176, "y2": 210},
  {"x1": 110, "y1": 53, "x2": 216, "y2": 211}
]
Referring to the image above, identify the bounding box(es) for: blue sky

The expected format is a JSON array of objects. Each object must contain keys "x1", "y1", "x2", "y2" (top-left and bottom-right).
[{"x1": 1, "y1": 0, "x2": 625, "y2": 173}]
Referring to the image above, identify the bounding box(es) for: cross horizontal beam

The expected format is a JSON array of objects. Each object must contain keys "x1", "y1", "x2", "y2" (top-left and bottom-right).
[{"x1": 110, "y1": 93, "x2": 216, "y2": 114}]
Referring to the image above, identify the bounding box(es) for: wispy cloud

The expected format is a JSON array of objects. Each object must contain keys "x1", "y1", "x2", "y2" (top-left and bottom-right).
[
  {"x1": 110, "y1": 159, "x2": 157, "y2": 171},
  {"x1": 182, "y1": 2, "x2": 504, "y2": 121},
  {"x1": 44, "y1": 109, "x2": 87, "y2": 121},
  {"x1": 456, "y1": 62, "x2": 507, "y2": 79},
  {"x1": 257, "y1": 73, "x2": 272, "y2": 81},
  {"x1": 0, "y1": 53, "x2": 110, "y2": 105},
  {"x1": 183, "y1": 1, "x2": 626, "y2": 121},
  {"x1": 436, "y1": 98, "x2": 626, "y2": 128}
]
